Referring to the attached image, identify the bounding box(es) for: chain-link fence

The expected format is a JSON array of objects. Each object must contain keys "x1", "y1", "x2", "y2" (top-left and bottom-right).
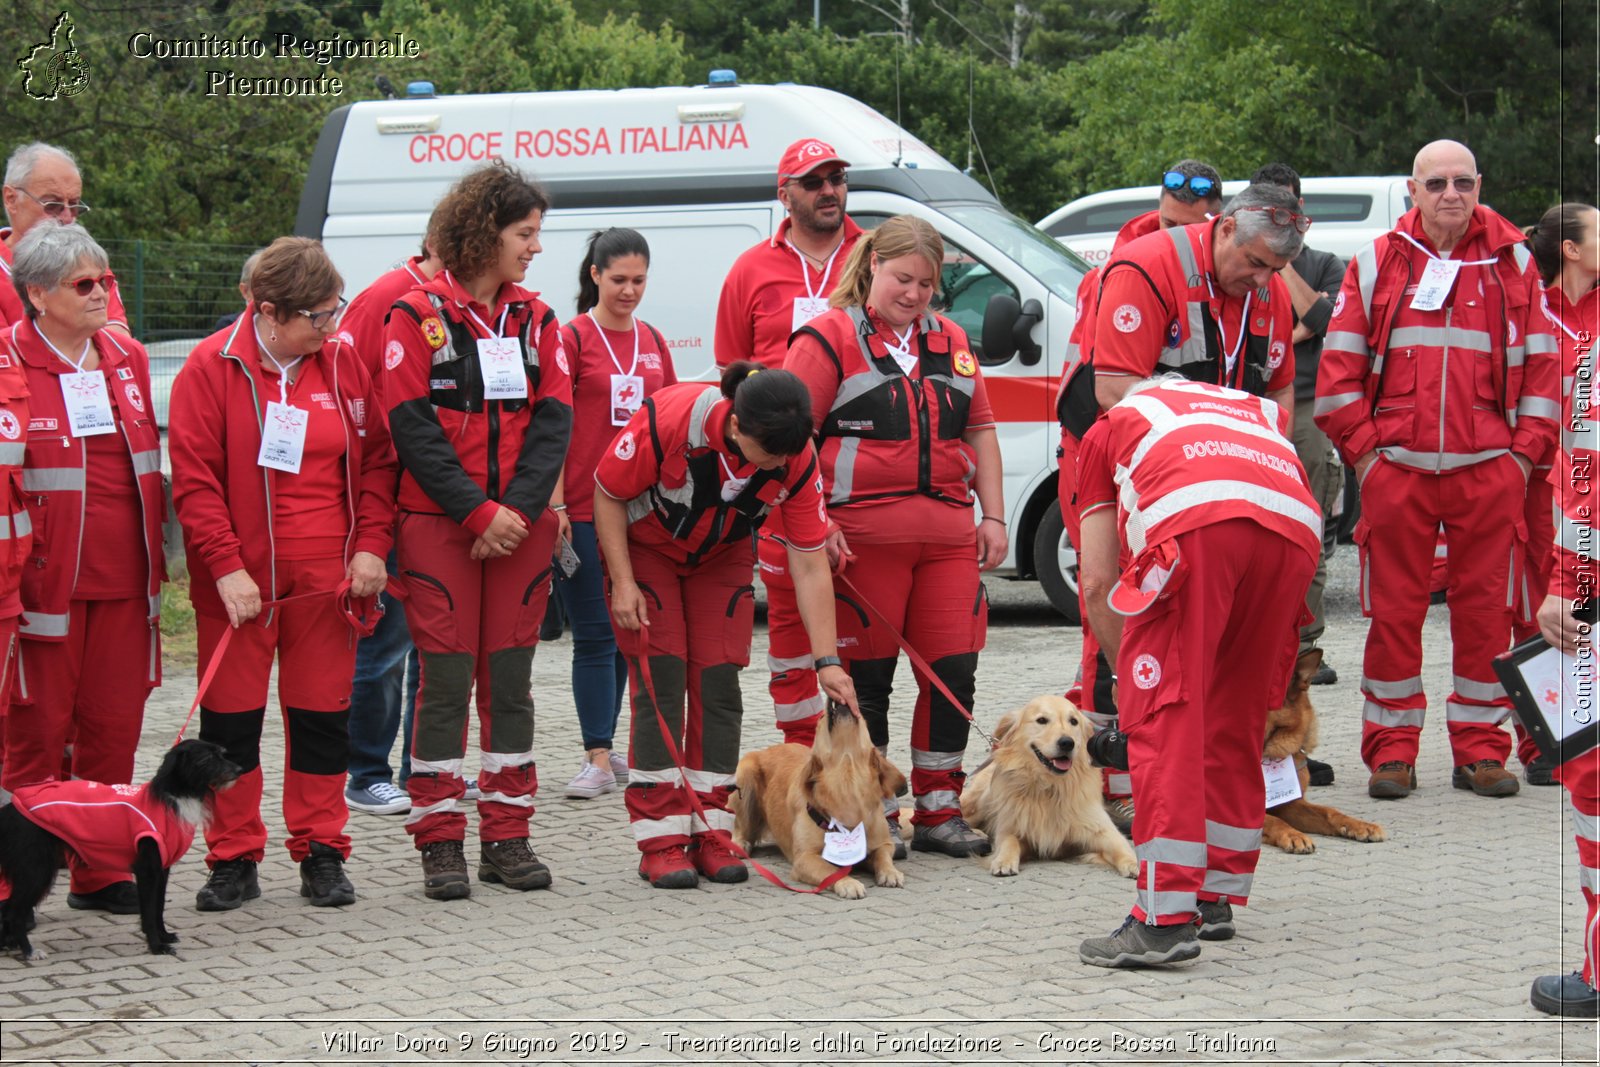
[{"x1": 98, "y1": 238, "x2": 257, "y2": 428}]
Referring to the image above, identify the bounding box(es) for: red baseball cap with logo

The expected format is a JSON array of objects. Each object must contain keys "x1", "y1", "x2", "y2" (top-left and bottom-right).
[{"x1": 778, "y1": 138, "x2": 850, "y2": 187}]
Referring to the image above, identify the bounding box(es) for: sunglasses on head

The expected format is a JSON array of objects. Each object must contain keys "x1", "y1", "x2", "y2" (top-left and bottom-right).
[
  {"x1": 1163, "y1": 171, "x2": 1216, "y2": 199},
  {"x1": 62, "y1": 273, "x2": 112, "y2": 296},
  {"x1": 295, "y1": 297, "x2": 348, "y2": 330},
  {"x1": 792, "y1": 170, "x2": 848, "y2": 193},
  {"x1": 1240, "y1": 205, "x2": 1312, "y2": 233},
  {"x1": 1419, "y1": 175, "x2": 1477, "y2": 195},
  {"x1": 19, "y1": 188, "x2": 90, "y2": 218}
]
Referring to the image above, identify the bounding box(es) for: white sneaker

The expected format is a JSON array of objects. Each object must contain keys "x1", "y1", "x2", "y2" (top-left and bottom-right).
[
  {"x1": 608, "y1": 750, "x2": 629, "y2": 785},
  {"x1": 463, "y1": 780, "x2": 482, "y2": 803},
  {"x1": 346, "y1": 781, "x2": 409, "y2": 816},
  {"x1": 564, "y1": 762, "x2": 617, "y2": 799}
]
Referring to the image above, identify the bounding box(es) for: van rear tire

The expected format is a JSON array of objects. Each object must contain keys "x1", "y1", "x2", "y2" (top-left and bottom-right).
[{"x1": 1033, "y1": 500, "x2": 1082, "y2": 625}]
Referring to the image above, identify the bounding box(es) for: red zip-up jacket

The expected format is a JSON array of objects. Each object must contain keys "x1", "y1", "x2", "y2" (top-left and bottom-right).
[
  {"x1": 4, "y1": 321, "x2": 163, "y2": 658},
  {"x1": 169, "y1": 311, "x2": 397, "y2": 622}
]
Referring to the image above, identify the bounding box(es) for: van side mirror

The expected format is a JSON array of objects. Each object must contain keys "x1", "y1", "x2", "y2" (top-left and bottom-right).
[{"x1": 982, "y1": 294, "x2": 1043, "y2": 366}]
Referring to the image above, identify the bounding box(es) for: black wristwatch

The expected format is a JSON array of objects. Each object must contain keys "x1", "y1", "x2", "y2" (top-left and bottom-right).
[{"x1": 814, "y1": 655, "x2": 844, "y2": 671}]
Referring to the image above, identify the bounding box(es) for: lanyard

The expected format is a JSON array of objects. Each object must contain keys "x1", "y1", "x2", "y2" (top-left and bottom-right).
[
  {"x1": 1546, "y1": 300, "x2": 1588, "y2": 345},
  {"x1": 1396, "y1": 231, "x2": 1497, "y2": 267},
  {"x1": 38, "y1": 328, "x2": 92, "y2": 372},
  {"x1": 588, "y1": 310, "x2": 639, "y2": 376},
  {"x1": 1209, "y1": 291, "x2": 1251, "y2": 380},
  {"x1": 886, "y1": 322, "x2": 915, "y2": 357},
  {"x1": 786, "y1": 239, "x2": 843, "y2": 300},
  {"x1": 444, "y1": 271, "x2": 513, "y2": 338},
  {"x1": 255, "y1": 322, "x2": 306, "y2": 405}
]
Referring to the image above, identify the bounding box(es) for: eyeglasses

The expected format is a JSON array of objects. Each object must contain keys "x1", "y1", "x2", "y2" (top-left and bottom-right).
[
  {"x1": 1418, "y1": 175, "x2": 1478, "y2": 195},
  {"x1": 62, "y1": 273, "x2": 112, "y2": 296},
  {"x1": 1163, "y1": 171, "x2": 1216, "y2": 199},
  {"x1": 296, "y1": 298, "x2": 348, "y2": 330},
  {"x1": 1241, "y1": 205, "x2": 1312, "y2": 233},
  {"x1": 18, "y1": 188, "x2": 90, "y2": 218},
  {"x1": 791, "y1": 170, "x2": 848, "y2": 193}
]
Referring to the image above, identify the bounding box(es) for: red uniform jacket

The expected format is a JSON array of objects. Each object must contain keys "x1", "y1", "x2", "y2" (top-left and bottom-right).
[
  {"x1": 382, "y1": 271, "x2": 572, "y2": 538},
  {"x1": 3, "y1": 321, "x2": 164, "y2": 657},
  {"x1": 337, "y1": 255, "x2": 431, "y2": 380},
  {"x1": 714, "y1": 216, "x2": 865, "y2": 369},
  {"x1": 0, "y1": 345, "x2": 29, "y2": 621},
  {"x1": 1314, "y1": 205, "x2": 1559, "y2": 473},
  {"x1": 169, "y1": 312, "x2": 397, "y2": 622}
]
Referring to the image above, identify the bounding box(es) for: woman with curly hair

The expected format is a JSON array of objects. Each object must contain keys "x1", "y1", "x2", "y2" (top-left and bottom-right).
[{"x1": 381, "y1": 161, "x2": 573, "y2": 901}]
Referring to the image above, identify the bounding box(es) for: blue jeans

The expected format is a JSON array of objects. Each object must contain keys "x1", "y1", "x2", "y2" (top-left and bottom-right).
[
  {"x1": 346, "y1": 559, "x2": 420, "y2": 790},
  {"x1": 553, "y1": 520, "x2": 626, "y2": 750}
]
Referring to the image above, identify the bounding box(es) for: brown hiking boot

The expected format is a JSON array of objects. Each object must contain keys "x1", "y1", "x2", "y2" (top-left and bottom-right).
[
  {"x1": 419, "y1": 840, "x2": 471, "y2": 900},
  {"x1": 479, "y1": 838, "x2": 553, "y2": 890},
  {"x1": 1452, "y1": 759, "x2": 1520, "y2": 797},
  {"x1": 1367, "y1": 761, "x2": 1416, "y2": 799}
]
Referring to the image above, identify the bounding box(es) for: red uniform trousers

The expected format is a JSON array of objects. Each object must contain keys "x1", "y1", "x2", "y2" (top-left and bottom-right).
[
  {"x1": 398, "y1": 511, "x2": 557, "y2": 847},
  {"x1": 1058, "y1": 427, "x2": 1128, "y2": 799},
  {"x1": 4, "y1": 600, "x2": 152, "y2": 892},
  {"x1": 196, "y1": 556, "x2": 356, "y2": 865},
  {"x1": 760, "y1": 532, "x2": 824, "y2": 746},
  {"x1": 834, "y1": 536, "x2": 985, "y2": 827},
  {"x1": 0, "y1": 616, "x2": 14, "y2": 787},
  {"x1": 1511, "y1": 459, "x2": 1557, "y2": 768},
  {"x1": 1558, "y1": 750, "x2": 1600, "y2": 986},
  {"x1": 615, "y1": 541, "x2": 755, "y2": 855},
  {"x1": 1355, "y1": 457, "x2": 1520, "y2": 770},
  {"x1": 1122, "y1": 520, "x2": 1313, "y2": 925}
]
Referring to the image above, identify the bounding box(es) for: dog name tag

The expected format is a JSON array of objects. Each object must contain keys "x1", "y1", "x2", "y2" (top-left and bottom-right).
[
  {"x1": 477, "y1": 337, "x2": 526, "y2": 400},
  {"x1": 610, "y1": 373, "x2": 645, "y2": 426},
  {"x1": 257, "y1": 401, "x2": 308, "y2": 473},
  {"x1": 792, "y1": 296, "x2": 829, "y2": 333},
  {"x1": 1262, "y1": 755, "x2": 1302, "y2": 807},
  {"x1": 1409, "y1": 258, "x2": 1461, "y2": 311},
  {"x1": 822, "y1": 819, "x2": 867, "y2": 866},
  {"x1": 60, "y1": 371, "x2": 116, "y2": 437}
]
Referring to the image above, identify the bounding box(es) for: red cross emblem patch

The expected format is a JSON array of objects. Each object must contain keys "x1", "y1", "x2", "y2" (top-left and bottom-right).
[{"x1": 1132, "y1": 653, "x2": 1161, "y2": 690}]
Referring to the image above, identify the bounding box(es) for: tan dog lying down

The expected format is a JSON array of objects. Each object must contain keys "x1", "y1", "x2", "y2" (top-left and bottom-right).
[
  {"x1": 732, "y1": 703, "x2": 908, "y2": 899},
  {"x1": 962, "y1": 696, "x2": 1137, "y2": 878}
]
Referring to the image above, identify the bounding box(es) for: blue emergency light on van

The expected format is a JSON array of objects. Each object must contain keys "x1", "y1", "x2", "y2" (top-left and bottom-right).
[
  {"x1": 406, "y1": 81, "x2": 435, "y2": 98},
  {"x1": 708, "y1": 69, "x2": 737, "y2": 86}
]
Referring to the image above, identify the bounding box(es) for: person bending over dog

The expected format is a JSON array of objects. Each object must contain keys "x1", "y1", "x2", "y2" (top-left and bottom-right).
[{"x1": 1075, "y1": 377, "x2": 1321, "y2": 968}]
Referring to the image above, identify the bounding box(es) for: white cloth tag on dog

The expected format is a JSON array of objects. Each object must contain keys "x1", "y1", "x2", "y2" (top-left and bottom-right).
[
  {"x1": 1262, "y1": 756, "x2": 1302, "y2": 806},
  {"x1": 822, "y1": 819, "x2": 867, "y2": 866}
]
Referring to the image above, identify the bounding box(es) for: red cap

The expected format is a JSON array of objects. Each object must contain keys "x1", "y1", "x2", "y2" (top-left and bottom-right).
[
  {"x1": 778, "y1": 139, "x2": 850, "y2": 187},
  {"x1": 1107, "y1": 539, "x2": 1188, "y2": 617}
]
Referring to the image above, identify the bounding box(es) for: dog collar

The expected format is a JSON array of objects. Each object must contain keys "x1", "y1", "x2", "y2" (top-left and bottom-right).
[{"x1": 805, "y1": 805, "x2": 832, "y2": 830}]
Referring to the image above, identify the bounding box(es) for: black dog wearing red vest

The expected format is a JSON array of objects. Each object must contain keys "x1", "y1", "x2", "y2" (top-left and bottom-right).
[{"x1": 0, "y1": 740, "x2": 240, "y2": 960}]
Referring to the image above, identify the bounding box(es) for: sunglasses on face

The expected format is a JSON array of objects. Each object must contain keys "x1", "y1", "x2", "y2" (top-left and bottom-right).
[
  {"x1": 1241, "y1": 205, "x2": 1313, "y2": 233},
  {"x1": 1419, "y1": 175, "x2": 1478, "y2": 195},
  {"x1": 792, "y1": 170, "x2": 848, "y2": 193},
  {"x1": 20, "y1": 188, "x2": 90, "y2": 218},
  {"x1": 1163, "y1": 171, "x2": 1216, "y2": 199},
  {"x1": 62, "y1": 273, "x2": 112, "y2": 296},
  {"x1": 296, "y1": 297, "x2": 348, "y2": 330}
]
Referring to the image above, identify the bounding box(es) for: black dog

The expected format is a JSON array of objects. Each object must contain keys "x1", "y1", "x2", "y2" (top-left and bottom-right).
[{"x1": 0, "y1": 739, "x2": 240, "y2": 960}]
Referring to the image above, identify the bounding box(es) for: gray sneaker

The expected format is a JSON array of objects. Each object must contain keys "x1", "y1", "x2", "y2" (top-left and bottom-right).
[
  {"x1": 608, "y1": 749, "x2": 630, "y2": 785},
  {"x1": 1079, "y1": 914, "x2": 1201, "y2": 968},
  {"x1": 910, "y1": 815, "x2": 991, "y2": 857},
  {"x1": 563, "y1": 761, "x2": 617, "y2": 799},
  {"x1": 463, "y1": 779, "x2": 483, "y2": 803},
  {"x1": 1104, "y1": 796, "x2": 1135, "y2": 836},
  {"x1": 885, "y1": 817, "x2": 907, "y2": 861},
  {"x1": 346, "y1": 780, "x2": 409, "y2": 815},
  {"x1": 1196, "y1": 899, "x2": 1235, "y2": 941}
]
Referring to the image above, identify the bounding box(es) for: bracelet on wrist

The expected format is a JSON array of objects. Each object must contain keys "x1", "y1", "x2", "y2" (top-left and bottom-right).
[
  {"x1": 551, "y1": 504, "x2": 567, "y2": 512},
  {"x1": 813, "y1": 655, "x2": 844, "y2": 671},
  {"x1": 981, "y1": 515, "x2": 1005, "y2": 527}
]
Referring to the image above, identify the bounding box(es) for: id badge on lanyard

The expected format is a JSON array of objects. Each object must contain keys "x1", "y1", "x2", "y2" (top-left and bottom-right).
[
  {"x1": 1410, "y1": 259, "x2": 1462, "y2": 312},
  {"x1": 258, "y1": 401, "x2": 308, "y2": 473},
  {"x1": 60, "y1": 371, "x2": 115, "y2": 437},
  {"x1": 788, "y1": 240, "x2": 843, "y2": 333},
  {"x1": 478, "y1": 337, "x2": 526, "y2": 400},
  {"x1": 610, "y1": 374, "x2": 645, "y2": 426},
  {"x1": 791, "y1": 296, "x2": 830, "y2": 333}
]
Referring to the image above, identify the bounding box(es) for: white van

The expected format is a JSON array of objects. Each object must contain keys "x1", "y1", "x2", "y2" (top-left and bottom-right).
[
  {"x1": 295, "y1": 80, "x2": 1095, "y2": 620},
  {"x1": 1038, "y1": 176, "x2": 1412, "y2": 265}
]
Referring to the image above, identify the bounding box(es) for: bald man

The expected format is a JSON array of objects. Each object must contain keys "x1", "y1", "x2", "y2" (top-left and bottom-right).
[{"x1": 1315, "y1": 140, "x2": 1560, "y2": 800}]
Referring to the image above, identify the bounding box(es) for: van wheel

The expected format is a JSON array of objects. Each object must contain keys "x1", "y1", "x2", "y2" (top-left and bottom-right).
[{"x1": 1033, "y1": 500, "x2": 1081, "y2": 625}]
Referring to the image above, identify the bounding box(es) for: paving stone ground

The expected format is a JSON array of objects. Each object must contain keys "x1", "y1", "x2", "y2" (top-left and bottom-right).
[{"x1": 2, "y1": 552, "x2": 1597, "y2": 1065}]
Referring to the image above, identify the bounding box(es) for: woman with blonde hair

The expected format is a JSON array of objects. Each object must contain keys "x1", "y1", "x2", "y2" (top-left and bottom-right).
[{"x1": 783, "y1": 215, "x2": 1006, "y2": 859}]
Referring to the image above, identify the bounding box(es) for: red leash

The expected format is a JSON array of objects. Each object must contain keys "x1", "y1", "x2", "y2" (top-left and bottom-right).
[
  {"x1": 834, "y1": 571, "x2": 996, "y2": 751},
  {"x1": 174, "y1": 579, "x2": 378, "y2": 743},
  {"x1": 634, "y1": 626, "x2": 851, "y2": 894}
]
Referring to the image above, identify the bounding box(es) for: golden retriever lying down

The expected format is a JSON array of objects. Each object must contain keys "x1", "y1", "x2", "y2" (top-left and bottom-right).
[
  {"x1": 1262, "y1": 650, "x2": 1387, "y2": 854},
  {"x1": 732, "y1": 703, "x2": 908, "y2": 899},
  {"x1": 962, "y1": 696, "x2": 1137, "y2": 878}
]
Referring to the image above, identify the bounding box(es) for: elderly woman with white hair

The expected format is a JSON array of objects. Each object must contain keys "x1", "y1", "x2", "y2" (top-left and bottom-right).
[{"x1": 0, "y1": 221, "x2": 163, "y2": 915}]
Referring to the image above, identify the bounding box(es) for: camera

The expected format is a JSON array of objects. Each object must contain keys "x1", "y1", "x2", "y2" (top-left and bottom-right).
[{"x1": 1086, "y1": 723, "x2": 1128, "y2": 771}]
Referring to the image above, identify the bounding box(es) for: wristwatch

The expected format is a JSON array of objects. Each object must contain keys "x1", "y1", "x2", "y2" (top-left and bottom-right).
[{"x1": 813, "y1": 655, "x2": 844, "y2": 671}]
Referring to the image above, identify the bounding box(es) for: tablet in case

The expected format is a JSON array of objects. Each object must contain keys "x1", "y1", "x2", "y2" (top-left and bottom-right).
[{"x1": 1492, "y1": 636, "x2": 1600, "y2": 766}]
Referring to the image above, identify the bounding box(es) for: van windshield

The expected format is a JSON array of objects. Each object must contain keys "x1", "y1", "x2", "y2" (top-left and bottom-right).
[{"x1": 942, "y1": 204, "x2": 1092, "y2": 303}]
